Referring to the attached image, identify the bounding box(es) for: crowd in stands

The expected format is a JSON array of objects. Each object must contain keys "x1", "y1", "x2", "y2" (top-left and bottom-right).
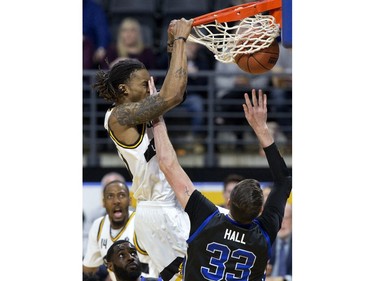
[{"x1": 83, "y1": 0, "x2": 292, "y2": 154}]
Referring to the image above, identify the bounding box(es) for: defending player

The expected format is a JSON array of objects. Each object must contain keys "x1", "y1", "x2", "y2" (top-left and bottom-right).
[
  {"x1": 93, "y1": 18, "x2": 193, "y2": 280},
  {"x1": 83, "y1": 180, "x2": 155, "y2": 280},
  {"x1": 153, "y1": 89, "x2": 292, "y2": 280}
]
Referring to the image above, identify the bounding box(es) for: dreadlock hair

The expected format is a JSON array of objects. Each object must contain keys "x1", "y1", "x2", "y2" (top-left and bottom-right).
[
  {"x1": 93, "y1": 58, "x2": 146, "y2": 103},
  {"x1": 229, "y1": 179, "x2": 264, "y2": 224}
]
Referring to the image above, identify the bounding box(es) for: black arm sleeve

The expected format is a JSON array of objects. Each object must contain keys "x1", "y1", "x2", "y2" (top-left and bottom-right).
[
  {"x1": 185, "y1": 190, "x2": 218, "y2": 236},
  {"x1": 257, "y1": 143, "x2": 292, "y2": 243}
]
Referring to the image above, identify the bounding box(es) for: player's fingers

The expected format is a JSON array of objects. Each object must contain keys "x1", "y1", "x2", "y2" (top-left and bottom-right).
[
  {"x1": 244, "y1": 93, "x2": 254, "y2": 115},
  {"x1": 263, "y1": 93, "x2": 267, "y2": 111},
  {"x1": 243, "y1": 93, "x2": 250, "y2": 108},
  {"x1": 251, "y1": 89, "x2": 258, "y2": 107},
  {"x1": 258, "y1": 89, "x2": 263, "y2": 108},
  {"x1": 168, "y1": 20, "x2": 177, "y2": 31},
  {"x1": 242, "y1": 103, "x2": 248, "y2": 116}
]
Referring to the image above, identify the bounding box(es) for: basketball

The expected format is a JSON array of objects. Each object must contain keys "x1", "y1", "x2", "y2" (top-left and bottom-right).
[{"x1": 234, "y1": 40, "x2": 280, "y2": 74}]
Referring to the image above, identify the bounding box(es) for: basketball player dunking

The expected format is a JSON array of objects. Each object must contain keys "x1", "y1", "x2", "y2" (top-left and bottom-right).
[{"x1": 94, "y1": 18, "x2": 193, "y2": 281}]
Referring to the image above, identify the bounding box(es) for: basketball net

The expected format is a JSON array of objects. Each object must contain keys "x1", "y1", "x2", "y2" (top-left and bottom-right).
[{"x1": 188, "y1": 14, "x2": 280, "y2": 63}]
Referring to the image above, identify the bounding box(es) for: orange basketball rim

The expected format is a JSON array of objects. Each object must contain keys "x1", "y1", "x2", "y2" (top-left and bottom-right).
[{"x1": 192, "y1": 0, "x2": 282, "y2": 27}]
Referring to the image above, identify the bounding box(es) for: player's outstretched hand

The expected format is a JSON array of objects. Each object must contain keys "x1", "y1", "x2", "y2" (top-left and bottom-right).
[
  {"x1": 243, "y1": 89, "x2": 274, "y2": 147},
  {"x1": 243, "y1": 89, "x2": 267, "y2": 130}
]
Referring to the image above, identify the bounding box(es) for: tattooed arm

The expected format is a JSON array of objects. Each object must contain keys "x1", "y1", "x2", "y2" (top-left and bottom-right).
[
  {"x1": 112, "y1": 93, "x2": 168, "y2": 126},
  {"x1": 158, "y1": 18, "x2": 192, "y2": 106},
  {"x1": 153, "y1": 116, "x2": 196, "y2": 209},
  {"x1": 111, "y1": 19, "x2": 192, "y2": 126}
]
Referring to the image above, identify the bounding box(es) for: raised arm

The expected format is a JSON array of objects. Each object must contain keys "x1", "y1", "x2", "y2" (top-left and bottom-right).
[
  {"x1": 243, "y1": 90, "x2": 290, "y2": 184},
  {"x1": 158, "y1": 18, "x2": 191, "y2": 106},
  {"x1": 243, "y1": 89, "x2": 292, "y2": 242},
  {"x1": 153, "y1": 116, "x2": 196, "y2": 209},
  {"x1": 111, "y1": 18, "x2": 193, "y2": 126}
]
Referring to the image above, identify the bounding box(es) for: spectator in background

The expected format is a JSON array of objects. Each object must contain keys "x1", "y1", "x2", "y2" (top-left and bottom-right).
[
  {"x1": 269, "y1": 42, "x2": 292, "y2": 138},
  {"x1": 220, "y1": 174, "x2": 245, "y2": 209},
  {"x1": 108, "y1": 18, "x2": 156, "y2": 70},
  {"x1": 83, "y1": 180, "x2": 156, "y2": 280},
  {"x1": 267, "y1": 203, "x2": 293, "y2": 281},
  {"x1": 83, "y1": 172, "x2": 128, "y2": 258},
  {"x1": 157, "y1": 41, "x2": 212, "y2": 153},
  {"x1": 83, "y1": 0, "x2": 111, "y2": 69},
  {"x1": 251, "y1": 42, "x2": 292, "y2": 151},
  {"x1": 183, "y1": 41, "x2": 210, "y2": 142},
  {"x1": 214, "y1": 40, "x2": 270, "y2": 150}
]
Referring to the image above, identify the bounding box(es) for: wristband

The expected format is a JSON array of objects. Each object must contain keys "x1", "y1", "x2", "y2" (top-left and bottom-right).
[
  {"x1": 173, "y1": 36, "x2": 187, "y2": 43},
  {"x1": 167, "y1": 37, "x2": 187, "y2": 52}
]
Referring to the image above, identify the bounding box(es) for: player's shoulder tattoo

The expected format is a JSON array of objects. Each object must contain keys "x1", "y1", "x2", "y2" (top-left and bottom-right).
[{"x1": 113, "y1": 95, "x2": 167, "y2": 126}]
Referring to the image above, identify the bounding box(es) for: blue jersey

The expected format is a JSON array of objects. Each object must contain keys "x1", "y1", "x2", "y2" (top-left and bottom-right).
[{"x1": 184, "y1": 143, "x2": 292, "y2": 281}]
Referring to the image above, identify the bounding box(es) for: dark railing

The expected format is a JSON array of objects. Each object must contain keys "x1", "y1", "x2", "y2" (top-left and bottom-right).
[{"x1": 83, "y1": 70, "x2": 292, "y2": 167}]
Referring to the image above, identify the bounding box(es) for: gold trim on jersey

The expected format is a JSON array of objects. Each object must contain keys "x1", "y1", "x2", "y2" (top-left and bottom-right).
[
  {"x1": 133, "y1": 231, "x2": 148, "y2": 256},
  {"x1": 108, "y1": 123, "x2": 146, "y2": 149},
  {"x1": 119, "y1": 153, "x2": 133, "y2": 180},
  {"x1": 110, "y1": 212, "x2": 136, "y2": 242},
  {"x1": 176, "y1": 262, "x2": 184, "y2": 281},
  {"x1": 97, "y1": 217, "x2": 106, "y2": 242}
]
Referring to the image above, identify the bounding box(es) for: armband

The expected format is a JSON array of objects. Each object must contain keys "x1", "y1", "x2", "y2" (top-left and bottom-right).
[{"x1": 173, "y1": 36, "x2": 187, "y2": 43}]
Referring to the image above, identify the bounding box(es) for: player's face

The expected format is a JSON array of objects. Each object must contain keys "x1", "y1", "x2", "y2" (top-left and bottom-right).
[
  {"x1": 103, "y1": 183, "x2": 130, "y2": 228},
  {"x1": 110, "y1": 242, "x2": 141, "y2": 280},
  {"x1": 125, "y1": 69, "x2": 151, "y2": 102}
]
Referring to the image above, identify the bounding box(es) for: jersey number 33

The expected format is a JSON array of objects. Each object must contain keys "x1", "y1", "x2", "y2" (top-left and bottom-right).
[{"x1": 200, "y1": 242, "x2": 256, "y2": 281}]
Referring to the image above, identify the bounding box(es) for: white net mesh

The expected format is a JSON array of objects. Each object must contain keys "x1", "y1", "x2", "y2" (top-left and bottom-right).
[{"x1": 188, "y1": 14, "x2": 280, "y2": 63}]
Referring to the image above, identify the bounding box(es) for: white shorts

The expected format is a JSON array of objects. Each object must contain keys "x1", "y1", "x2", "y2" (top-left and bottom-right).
[{"x1": 134, "y1": 200, "x2": 190, "y2": 275}]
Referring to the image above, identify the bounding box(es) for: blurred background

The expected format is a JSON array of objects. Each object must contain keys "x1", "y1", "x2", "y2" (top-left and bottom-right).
[
  {"x1": 83, "y1": 0, "x2": 292, "y2": 169},
  {"x1": 83, "y1": 0, "x2": 292, "y2": 208},
  {"x1": 83, "y1": 1, "x2": 292, "y2": 279}
]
